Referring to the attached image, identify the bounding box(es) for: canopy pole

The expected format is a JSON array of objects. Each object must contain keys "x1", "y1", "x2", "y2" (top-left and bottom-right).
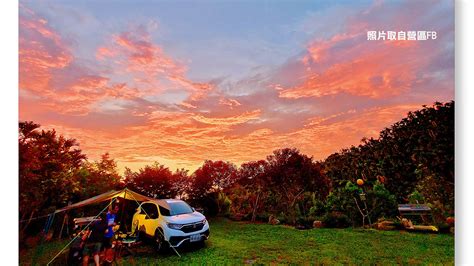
[
  {"x1": 58, "y1": 213, "x2": 68, "y2": 239},
  {"x1": 32, "y1": 212, "x2": 55, "y2": 265},
  {"x1": 122, "y1": 189, "x2": 127, "y2": 231},
  {"x1": 65, "y1": 214, "x2": 69, "y2": 237},
  {"x1": 46, "y1": 212, "x2": 55, "y2": 238}
]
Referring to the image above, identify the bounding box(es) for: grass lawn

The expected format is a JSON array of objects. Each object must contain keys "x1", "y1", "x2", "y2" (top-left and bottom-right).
[{"x1": 21, "y1": 218, "x2": 454, "y2": 265}]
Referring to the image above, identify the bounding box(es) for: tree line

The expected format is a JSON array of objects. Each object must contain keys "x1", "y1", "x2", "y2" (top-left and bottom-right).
[{"x1": 19, "y1": 101, "x2": 454, "y2": 232}]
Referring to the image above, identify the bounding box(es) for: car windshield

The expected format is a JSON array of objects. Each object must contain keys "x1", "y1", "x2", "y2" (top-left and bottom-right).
[{"x1": 166, "y1": 201, "x2": 193, "y2": 216}]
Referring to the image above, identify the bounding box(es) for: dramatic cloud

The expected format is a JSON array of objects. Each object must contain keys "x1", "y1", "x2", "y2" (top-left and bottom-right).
[
  {"x1": 192, "y1": 110, "x2": 261, "y2": 126},
  {"x1": 276, "y1": 0, "x2": 452, "y2": 100},
  {"x1": 19, "y1": 0, "x2": 453, "y2": 172},
  {"x1": 279, "y1": 38, "x2": 424, "y2": 99},
  {"x1": 19, "y1": 6, "x2": 72, "y2": 94},
  {"x1": 95, "y1": 26, "x2": 214, "y2": 100},
  {"x1": 19, "y1": 7, "x2": 141, "y2": 116}
]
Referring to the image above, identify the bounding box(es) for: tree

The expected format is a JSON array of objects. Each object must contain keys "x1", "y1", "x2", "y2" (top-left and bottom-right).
[
  {"x1": 265, "y1": 148, "x2": 331, "y2": 224},
  {"x1": 188, "y1": 160, "x2": 238, "y2": 216},
  {"x1": 323, "y1": 102, "x2": 454, "y2": 221},
  {"x1": 227, "y1": 160, "x2": 269, "y2": 221},
  {"x1": 172, "y1": 168, "x2": 191, "y2": 200},
  {"x1": 325, "y1": 181, "x2": 397, "y2": 227},
  {"x1": 238, "y1": 160, "x2": 269, "y2": 221},
  {"x1": 19, "y1": 121, "x2": 86, "y2": 231},
  {"x1": 76, "y1": 153, "x2": 122, "y2": 199},
  {"x1": 123, "y1": 162, "x2": 180, "y2": 199}
]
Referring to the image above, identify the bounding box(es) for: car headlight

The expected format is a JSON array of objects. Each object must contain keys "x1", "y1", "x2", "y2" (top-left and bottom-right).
[
  {"x1": 166, "y1": 223, "x2": 183, "y2": 230},
  {"x1": 202, "y1": 218, "x2": 207, "y2": 224}
]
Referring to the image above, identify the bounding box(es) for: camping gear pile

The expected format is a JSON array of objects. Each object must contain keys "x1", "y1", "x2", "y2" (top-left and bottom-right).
[{"x1": 66, "y1": 219, "x2": 141, "y2": 265}]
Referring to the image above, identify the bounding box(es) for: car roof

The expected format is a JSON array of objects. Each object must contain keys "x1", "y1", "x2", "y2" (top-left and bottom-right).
[{"x1": 143, "y1": 199, "x2": 185, "y2": 209}]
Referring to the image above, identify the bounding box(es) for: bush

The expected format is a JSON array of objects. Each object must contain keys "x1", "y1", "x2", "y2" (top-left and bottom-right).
[
  {"x1": 324, "y1": 182, "x2": 362, "y2": 226},
  {"x1": 277, "y1": 212, "x2": 288, "y2": 225},
  {"x1": 218, "y1": 192, "x2": 232, "y2": 217},
  {"x1": 324, "y1": 181, "x2": 397, "y2": 227},
  {"x1": 308, "y1": 200, "x2": 326, "y2": 218},
  {"x1": 322, "y1": 212, "x2": 351, "y2": 228},
  {"x1": 255, "y1": 213, "x2": 270, "y2": 223},
  {"x1": 295, "y1": 217, "x2": 315, "y2": 229},
  {"x1": 368, "y1": 181, "x2": 398, "y2": 220}
]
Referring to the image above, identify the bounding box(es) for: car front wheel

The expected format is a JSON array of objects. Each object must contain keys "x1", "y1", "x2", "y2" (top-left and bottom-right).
[{"x1": 154, "y1": 228, "x2": 168, "y2": 253}]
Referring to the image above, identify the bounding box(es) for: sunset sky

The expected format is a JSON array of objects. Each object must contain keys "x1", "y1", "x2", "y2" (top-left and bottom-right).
[{"x1": 19, "y1": 0, "x2": 454, "y2": 173}]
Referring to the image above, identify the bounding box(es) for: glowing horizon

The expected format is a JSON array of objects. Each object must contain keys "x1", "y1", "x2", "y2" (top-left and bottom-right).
[{"x1": 19, "y1": 0, "x2": 454, "y2": 174}]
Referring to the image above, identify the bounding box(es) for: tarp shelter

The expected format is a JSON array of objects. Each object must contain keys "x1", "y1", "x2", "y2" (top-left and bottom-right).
[
  {"x1": 41, "y1": 188, "x2": 182, "y2": 265},
  {"x1": 41, "y1": 188, "x2": 165, "y2": 264},
  {"x1": 51, "y1": 188, "x2": 153, "y2": 241},
  {"x1": 55, "y1": 188, "x2": 153, "y2": 213}
]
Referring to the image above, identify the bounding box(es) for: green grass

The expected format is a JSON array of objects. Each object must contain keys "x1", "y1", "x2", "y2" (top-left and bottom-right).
[{"x1": 21, "y1": 218, "x2": 454, "y2": 265}]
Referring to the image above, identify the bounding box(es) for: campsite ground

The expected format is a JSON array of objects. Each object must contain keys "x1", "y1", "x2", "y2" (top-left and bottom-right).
[{"x1": 21, "y1": 218, "x2": 454, "y2": 265}]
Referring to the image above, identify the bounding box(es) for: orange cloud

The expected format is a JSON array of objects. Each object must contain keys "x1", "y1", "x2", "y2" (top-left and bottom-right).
[
  {"x1": 114, "y1": 31, "x2": 185, "y2": 78},
  {"x1": 95, "y1": 27, "x2": 216, "y2": 107},
  {"x1": 219, "y1": 98, "x2": 242, "y2": 109},
  {"x1": 290, "y1": 104, "x2": 422, "y2": 158},
  {"x1": 279, "y1": 36, "x2": 426, "y2": 99},
  {"x1": 19, "y1": 13, "x2": 72, "y2": 93},
  {"x1": 20, "y1": 1, "x2": 452, "y2": 174},
  {"x1": 19, "y1": 10, "x2": 152, "y2": 116},
  {"x1": 40, "y1": 102, "x2": 422, "y2": 174},
  {"x1": 96, "y1": 47, "x2": 116, "y2": 60},
  {"x1": 192, "y1": 110, "x2": 261, "y2": 126},
  {"x1": 276, "y1": 1, "x2": 443, "y2": 100}
]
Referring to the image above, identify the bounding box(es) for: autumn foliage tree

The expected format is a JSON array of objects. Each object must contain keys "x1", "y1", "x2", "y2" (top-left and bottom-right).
[
  {"x1": 123, "y1": 162, "x2": 188, "y2": 199},
  {"x1": 188, "y1": 160, "x2": 238, "y2": 216},
  {"x1": 19, "y1": 121, "x2": 86, "y2": 230},
  {"x1": 225, "y1": 149, "x2": 331, "y2": 224},
  {"x1": 265, "y1": 148, "x2": 331, "y2": 223},
  {"x1": 19, "y1": 122, "x2": 125, "y2": 239},
  {"x1": 231, "y1": 160, "x2": 269, "y2": 221},
  {"x1": 76, "y1": 153, "x2": 122, "y2": 200}
]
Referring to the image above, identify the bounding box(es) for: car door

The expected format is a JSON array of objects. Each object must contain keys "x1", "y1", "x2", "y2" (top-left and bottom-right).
[
  {"x1": 132, "y1": 203, "x2": 147, "y2": 235},
  {"x1": 141, "y1": 203, "x2": 160, "y2": 236}
]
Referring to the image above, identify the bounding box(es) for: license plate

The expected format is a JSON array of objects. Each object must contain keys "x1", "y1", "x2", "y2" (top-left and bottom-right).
[{"x1": 189, "y1": 234, "x2": 201, "y2": 242}]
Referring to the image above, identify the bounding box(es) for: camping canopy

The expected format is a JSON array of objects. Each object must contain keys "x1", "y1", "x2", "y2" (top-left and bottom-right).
[
  {"x1": 45, "y1": 188, "x2": 182, "y2": 263},
  {"x1": 55, "y1": 188, "x2": 153, "y2": 213}
]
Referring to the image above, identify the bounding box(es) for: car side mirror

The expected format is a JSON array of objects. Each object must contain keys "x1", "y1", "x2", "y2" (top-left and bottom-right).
[{"x1": 192, "y1": 207, "x2": 196, "y2": 212}]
